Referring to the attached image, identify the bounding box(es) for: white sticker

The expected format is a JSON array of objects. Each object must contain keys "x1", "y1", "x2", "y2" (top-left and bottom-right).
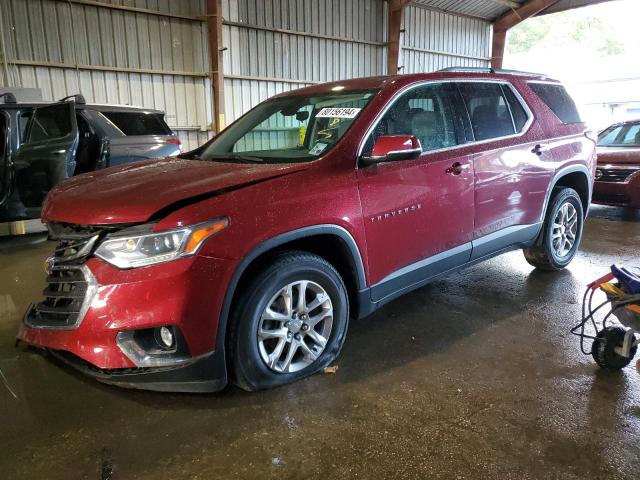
[
  {"x1": 316, "y1": 107, "x2": 361, "y2": 119},
  {"x1": 309, "y1": 142, "x2": 329, "y2": 155}
]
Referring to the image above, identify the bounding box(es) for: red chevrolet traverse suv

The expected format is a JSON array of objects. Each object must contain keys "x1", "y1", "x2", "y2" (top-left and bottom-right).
[
  {"x1": 18, "y1": 68, "x2": 596, "y2": 392},
  {"x1": 593, "y1": 119, "x2": 640, "y2": 208}
]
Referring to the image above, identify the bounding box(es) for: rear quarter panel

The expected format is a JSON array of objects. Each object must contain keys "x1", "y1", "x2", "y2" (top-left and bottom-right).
[{"x1": 519, "y1": 81, "x2": 595, "y2": 203}]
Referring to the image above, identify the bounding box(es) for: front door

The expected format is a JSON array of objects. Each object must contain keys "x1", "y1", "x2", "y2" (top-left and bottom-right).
[
  {"x1": 357, "y1": 83, "x2": 475, "y2": 301},
  {"x1": 12, "y1": 101, "x2": 78, "y2": 218}
]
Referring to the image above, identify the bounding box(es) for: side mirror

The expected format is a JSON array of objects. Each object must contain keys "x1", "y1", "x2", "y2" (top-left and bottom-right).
[{"x1": 361, "y1": 135, "x2": 422, "y2": 166}]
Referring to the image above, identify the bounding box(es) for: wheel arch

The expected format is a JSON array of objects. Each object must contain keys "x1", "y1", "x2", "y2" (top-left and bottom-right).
[
  {"x1": 544, "y1": 165, "x2": 592, "y2": 219},
  {"x1": 215, "y1": 225, "x2": 367, "y2": 353}
]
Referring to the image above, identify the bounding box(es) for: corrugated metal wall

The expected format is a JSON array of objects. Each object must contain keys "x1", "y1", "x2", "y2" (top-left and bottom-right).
[
  {"x1": 400, "y1": 3, "x2": 491, "y2": 73},
  {"x1": 0, "y1": 0, "x2": 211, "y2": 149},
  {"x1": 221, "y1": 0, "x2": 388, "y2": 124}
]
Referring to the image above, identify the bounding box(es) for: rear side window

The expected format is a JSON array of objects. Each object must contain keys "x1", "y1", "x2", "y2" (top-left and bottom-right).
[
  {"x1": 529, "y1": 83, "x2": 581, "y2": 124},
  {"x1": 27, "y1": 104, "x2": 73, "y2": 142},
  {"x1": 458, "y1": 83, "x2": 519, "y2": 141},
  {"x1": 100, "y1": 111, "x2": 171, "y2": 136}
]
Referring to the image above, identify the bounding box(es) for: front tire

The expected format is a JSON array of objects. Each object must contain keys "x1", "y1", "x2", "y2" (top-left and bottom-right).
[
  {"x1": 523, "y1": 187, "x2": 584, "y2": 271},
  {"x1": 228, "y1": 251, "x2": 349, "y2": 391}
]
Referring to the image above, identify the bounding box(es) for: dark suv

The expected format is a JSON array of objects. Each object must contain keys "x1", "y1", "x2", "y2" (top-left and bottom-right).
[
  {"x1": 18, "y1": 69, "x2": 595, "y2": 393},
  {"x1": 0, "y1": 93, "x2": 180, "y2": 221}
]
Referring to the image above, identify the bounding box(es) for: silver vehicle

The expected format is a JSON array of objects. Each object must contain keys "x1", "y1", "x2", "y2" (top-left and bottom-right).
[{"x1": 0, "y1": 93, "x2": 181, "y2": 221}]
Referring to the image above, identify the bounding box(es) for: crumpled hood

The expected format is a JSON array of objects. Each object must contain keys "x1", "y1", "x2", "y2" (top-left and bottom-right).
[
  {"x1": 42, "y1": 158, "x2": 308, "y2": 225},
  {"x1": 597, "y1": 146, "x2": 640, "y2": 165}
]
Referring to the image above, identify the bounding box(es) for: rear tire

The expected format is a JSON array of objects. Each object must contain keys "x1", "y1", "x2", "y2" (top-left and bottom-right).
[
  {"x1": 523, "y1": 187, "x2": 584, "y2": 271},
  {"x1": 228, "y1": 251, "x2": 349, "y2": 391}
]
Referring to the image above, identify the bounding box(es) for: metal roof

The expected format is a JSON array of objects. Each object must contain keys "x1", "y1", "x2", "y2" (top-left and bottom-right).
[
  {"x1": 410, "y1": 0, "x2": 616, "y2": 21},
  {"x1": 410, "y1": 0, "x2": 527, "y2": 21}
]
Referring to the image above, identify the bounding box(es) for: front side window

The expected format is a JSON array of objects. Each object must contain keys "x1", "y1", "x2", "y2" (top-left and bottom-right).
[
  {"x1": 458, "y1": 82, "x2": 522, "y2": 141},
  {"x1": 598, "y1": 122, "x2": 640, "y2": 147},
  {"x1": 202, "y1": 89, "x2": 378, "y2": 163},
  {"x1": 364, "y1": 83, "x2": 462, "y2": 154},
  {"x1": 26, "y1": 103, "x2": 73, "y2": 143}
]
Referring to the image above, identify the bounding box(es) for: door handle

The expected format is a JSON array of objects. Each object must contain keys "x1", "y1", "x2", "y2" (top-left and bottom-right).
[
  {"x1": 52, "y1": 150, "x2": 67, "y2": 156},
  {"x1": 531, "y1": 144, "x2": 545, "y2": 156},
  {"x1": 446, "y1": 161, "x2": 468, "y2": 176}
]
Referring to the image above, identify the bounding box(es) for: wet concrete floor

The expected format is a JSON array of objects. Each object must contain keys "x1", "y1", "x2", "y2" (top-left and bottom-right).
[{"x1": 1, "y1": 205, "x2": 639, "y2": 479}]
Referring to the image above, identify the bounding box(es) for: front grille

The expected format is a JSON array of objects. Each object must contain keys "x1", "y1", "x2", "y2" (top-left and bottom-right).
[
  {"x1": 595, "y1": 167, "x2": 639, "y2": 183},
  {"x1": 24, "y1": 223, "x2": 103, "y2": 329},
  {"x1": 25, "y1": 265, "x2": 97, "y2": 329}
]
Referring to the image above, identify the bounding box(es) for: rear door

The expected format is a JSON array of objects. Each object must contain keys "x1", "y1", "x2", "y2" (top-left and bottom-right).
[
  {"x1": 12, "y1": 101, "x2": 78, "y2": 211},
  {"x1": 457, "y1": 81, "x2": 554, "y2": 257}
]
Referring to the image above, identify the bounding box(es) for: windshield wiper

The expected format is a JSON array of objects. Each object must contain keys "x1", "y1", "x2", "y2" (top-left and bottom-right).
[{"x1": 207, "y1": 153, "x2": 264, "y2": 163}]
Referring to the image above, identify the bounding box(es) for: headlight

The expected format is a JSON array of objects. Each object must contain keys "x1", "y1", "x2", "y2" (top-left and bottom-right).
[{"x1": 95, "y1": 218, "x2": 228, "y2": 269}]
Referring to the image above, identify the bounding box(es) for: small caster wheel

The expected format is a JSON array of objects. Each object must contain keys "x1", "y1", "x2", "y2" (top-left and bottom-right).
[{"x1": 592, "y1": 326, "x2": 637, "y2": 370}]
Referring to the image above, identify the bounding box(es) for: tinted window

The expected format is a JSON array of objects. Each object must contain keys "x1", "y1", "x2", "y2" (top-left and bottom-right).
[
  {"x1": 502, "y1": 86, "x2": 528, "y2": 132},
  {"x1": 529, "y1": 83, "x2": 581, "y2": 124},
  {"x1": 27, "y1": 104, "x2": 73, "y2": 142},
  {"x1": 459, "y1": 83, "x2": 516, "y2": 141},
  {"x1": 101, "y1": 111, "x2": 172, "y2": 136},
  {"x1": 19, "y1": 110, "x2": 32, "y2": 143},
  {"x1": 366, "y1": 83, "x2": 462, "y2": 153}
]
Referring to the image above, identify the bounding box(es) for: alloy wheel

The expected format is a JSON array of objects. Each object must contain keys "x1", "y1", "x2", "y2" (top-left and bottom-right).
[
  {"x1": 552, "y1": 202, "x2": 578, "y2": 258},
  {"x1": 257, "y1": 280, "x2": 333, "y2": 373}
]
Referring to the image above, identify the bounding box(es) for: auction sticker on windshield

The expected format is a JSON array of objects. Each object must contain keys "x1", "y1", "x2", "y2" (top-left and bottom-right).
[{"x1": 316, "y1": 107, "x2": 361, "y2": 118}]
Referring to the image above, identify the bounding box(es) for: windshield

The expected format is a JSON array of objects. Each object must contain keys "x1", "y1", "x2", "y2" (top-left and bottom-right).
[
  {"x1": 598, "y1": 122, "x2": 640, "y2": 147},
  {"x1": 200, "y1": 89, "x2": 378, "y2": 163}
]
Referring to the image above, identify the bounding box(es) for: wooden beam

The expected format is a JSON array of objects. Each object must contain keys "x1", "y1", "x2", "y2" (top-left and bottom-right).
[
  {"x1": 485, "y1": 0, "x2": 521, "y2": 8},
  {"x1": 207, "y1": 0, "x2": 225, "y2": 133},
  {"x1": 490, "y1": 30, "x2": 507, "y2": 69},
  {"x1": 491, "y1": 0, "x2": 560, "y2": 69},
  {"x1": 387, "y1": 0, "x2": 411, "y2": 75},
  {"x1": 493, "y1": 0, "x2": 561, "y2": 32}
]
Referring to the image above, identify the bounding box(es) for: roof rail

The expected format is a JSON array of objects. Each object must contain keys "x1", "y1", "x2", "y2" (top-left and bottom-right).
[
  {"x1": 58, "y1": 94, "x2": 86, "y2": 104},
  {"x1": 437, "y1": 66, "x2": 550, "y2": 79},
  {"x1": 0, "y1": 92, "x2": 17, "y2": 104}
]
